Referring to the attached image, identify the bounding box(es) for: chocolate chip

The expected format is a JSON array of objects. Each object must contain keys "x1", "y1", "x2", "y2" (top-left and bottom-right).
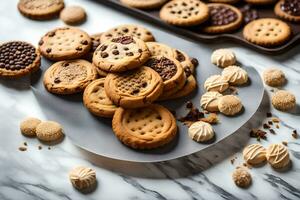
[
  {"x1": 81, "y1": 40, "x2": 88, "y2": 45},
  {"x1": 112, "y1": 36, "x2": 134, "y2": 45},
  {"x1": 186, "y1": 101, "x2": 193, "y2": 109},
  {"x1": 48, "y1": 31, "x2": 56, "y2": 37},
  {"x1": 126, "y1": 52, "x2": 134, "y2": 56},
  {"x1": 142, "y1": 82, "x2": 147, "y2": 88},
  {"x1": 76, "y1": 47, "x2": 83, "y2": 51},
  {"x1": 101, "y1": 52, "x2": 109, "y2": 58},
  {"x1": 122, "y1": 28, "x2": 129, "y2": 33},
  {"x1": 46, "y1": 48, "x2": 52, "y2": 53},
  {"x1": 112, "y1": 50, "x2": 119, "y2": 55},
  {"x1": 54, "y1": 77, "x2": 61, "y2": 83},
  {"x1": 191, "y1": 58, "x2": 198, "y2": 67},
  {"x1": 131, "y1": 88, "x2": 140, "y2": 94},
  {"x1": 138, "y1": 49, "x2": 142, "y2": 53},
  {"x1": 175, "y1": 50, "x2": 186, "y2": 62}
]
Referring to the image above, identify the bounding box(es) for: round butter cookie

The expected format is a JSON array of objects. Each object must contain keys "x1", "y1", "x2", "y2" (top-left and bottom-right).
[
  {"x1": 69, "y1": 166, "x2": 96, "y2": 191},
  {"x1": 36, "y1": 121, "x2": 64, "y2": 142},
  {"x1": 232, "y1": 167, "x2": 252, "y2": 188},
  {"x1": 112, "y1": 104, "x2": 177, "y2": 149},
  {"x1": 20, "y1": 117, "x2": 42, "y2": 137},
  {"x1": 275, "y1": 0, "x2": 300, "y2": 23},
  {"x1": 120, "y1": 0, "x2": 167, "y2": 9},
  {"x1": 188, "y1": 121, "x2": 215, "y2": 142},
  {"x1": 104, "y1": 66, "x2": 163, "y2": 108},
  {"x1": 93, "y1": 36, "x2": 150, "y2": 73},
  {"x1": 211, "y1": 49, "x2": 236, "y2": 68},
  {"x1": 263, "y1": 68, "x2": 286, "y2": 87},
  {"x1": 146, "y1": 42, "x2": 174, "y2": 57},
  {"x1": 243, "y1": 144, "x2": 267, "y2": 165},
  {"x1": 60, "y1": 6, "x2": 86, "y2": 25},
  {"x1": 266, "y1": 143, "x2": 290, "y2": 169},
  {"x1": 221, "y1": 65, "x2": 248, "y2": 85},
  {"x1": 200, "y1": 91, "x2": 223, "y2": 112},
  {"x1": 218, "y1": 95, "x2": 243, "y2": 116},
  {"x1": 271, "y1": 90, "x2": 296, "y2": 111},
  {"x1": 204, "y1": 75, "x2": 229, "y2": 93}
]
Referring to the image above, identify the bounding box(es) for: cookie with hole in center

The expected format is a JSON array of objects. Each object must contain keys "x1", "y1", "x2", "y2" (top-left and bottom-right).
[
  {"x1": 274, "y1": 0, "x2": 300, "y2": 23},
  {"x1": 93, "y1": 36, "x2": 150, "y2": 73},
  {"x1": 38, "y1": 27, "x2": 92, "y2": 61},
  {"x1": 104, "y1": 66, "x2": 163, "y2": 108},
  {"x1": 120, "y1": 0, "x2": 167, "y2": 9},
  {"x1": 112, "y1": 104, "x2": 177, "y2": 149},
  {"x1": 43, "y1": 59, "x2": 97, "y2": 94}
]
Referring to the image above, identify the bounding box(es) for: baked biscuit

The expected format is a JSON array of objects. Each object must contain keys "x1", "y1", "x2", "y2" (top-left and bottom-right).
[
  {"x1": 211, "y1": 49, "x2": 236, "y2": 68},
  {"x1": 188, "y1": 121, "x2": 215, "y2": 142},
  {"x1": 204, "y1": 75, "x2": 229, "y2": 93},
  {"x1": 232, "y1": 167, "x2": 252, "y2": 188},
  {"x1": 218, "y1": 95, "x2": 243, "y2": 116},
  {"x1": 266, "y1": 143, "x2": 290, "y2": 169},
  {"x1": 120, "y1": 0, "x2": 167, "y2": 9},
  {"x1": 60, "y1": 6, "x2": 86, "y2": 25},
  {"x1": 146, "y1": 42, "x2": 174, "y2": 57},
  {"x1": 69, "y1": 166, "x2": 96, "y2": 191},
  {"x1": 200, "y1": 91, "x2": 223, "y2": 112},
  {"x1": 36, "y1": 121, "x2": 64, "y2": 142},
  {"x1": 243, "y1": 144, "x2": 267, "y2": 165},
  {"x1": 112, "y1": 104, "x2": 177, "y2": 149},
  {"x1": 263, "y1": 68, "x2": 286, "y2": 87},
  {"x1": 275, "y1": 0, "x2": 300, "y2": 23},
  {"x1": 221, "y1": 65, "x2": 248, "y2": 85},
  {"x1": 20, "y1": 117, "x2": 42, "y2": 137},
  {"x1": 271, "y1": 90, "x2": 296, "y2": 111}
]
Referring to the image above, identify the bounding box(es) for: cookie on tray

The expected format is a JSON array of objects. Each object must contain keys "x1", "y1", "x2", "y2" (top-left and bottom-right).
[
  {"x1": 120, "y1": 0, "x2": 167, "y2": 10},
  {"x1": 0, "y1": 41, "x2": 41, "y2": 78},
  {"x1": 146, "y1": 42, "x2": 174, "y2": 57},
  {"x1": 104, "y1": 66, "x2": 163, "y2": 108},
  {"x1": 204, "y1": 75, "x2": 229, "y2": 93},
  {"x1": 211, "y1": 49, "x2": 236, "y2": 68},
  {"x1": 218, "y1": 95, "x2": 243, "y2": 116},
  {"x1": 112, "y1": 104, "x2": 177, "y2": 149},
  {"x1": 200, "y1": 91, "x2": 223, "y2": 112},
  {"x1": 39, "y1": 27, "x2": 92, "y2": 61},
  {"x1": 203, "y1": 3, "x2": 243, "y2": 34},
  {"x1": 243, "y1": 18, "x2": 292, "y2": 47},
  {"x1": 160, "y1": 0, "x2": 209, "y2": 26},
  {"x1": 274, "y1": 0, "x2": 300, "y2": 23},
  {"x1": 93, "y1": 36, "x2": 150, "y2": 73},
  {"x1": 188, "y1": 121, "x2": 215, "y2": 142},
  {"x1": 221, "y1": 65, "x2": 248, "y2": 85},
  {"x1": 43, "y1": 59, "x2": 97, "y2": 94}
]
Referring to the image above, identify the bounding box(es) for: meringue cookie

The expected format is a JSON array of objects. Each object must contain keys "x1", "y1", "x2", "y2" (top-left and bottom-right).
[
  {"x1": 218, "y1": 95, "x2": 243, "y2": 116},
  {"x1": 200, "y1": 91, "x2": 223, "y2": 112},
  {"x1": 222, "y1": 65, "x2": 248, "y2": 85},
  {"x1": 188, "y1": 121, "x2": 214, "y2": 142},
  {"x1": 204, "y1": 75, "x2": 229, "y2": 93},
  {"x1": 243, "y1": 144, "x2": 267, "y2": 165},
  {"x1": 266, "y1": 143, "x2": 290, "y2": 169},
  {"x1": 211, "y1": 49, "x2": 236, "y2": 68},
  {"x1": 69, "y1": 166, "x2": 97, "y2": 190}
]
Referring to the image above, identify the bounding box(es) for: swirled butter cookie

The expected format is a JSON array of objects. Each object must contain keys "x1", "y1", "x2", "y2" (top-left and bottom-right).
[
  {"x1": 218, "y1": 95, "x2": 243, "y2": 116},
  {"x1": 243, "y1": 143, "x2": 267, "y2": 165},
  {"x1": 93, "y1": 36, "x2": 150, "y2": 73},
  {"x1": 146, "y1": 42, "x2": 174, "y2": 57},
  {"x1": 211, "y1": 49, "x2": 236, "y2": 68},
  {"x1": 43, "y1": 59, "x2": 97, "y2": 94},
  {"x1": 204, "y1": 75, "x2": 229, "y2": 93},
  {"x1": 188, "y1": 121, "x2": 215, "y2": 142},
  {"x1": 266, "y1": 143, "x2": 290, "y2": 169},
  {"x1": 69, "y1": 166, "x2": 96, "y2": 191},
  {"x1": 104, "y1": 66, "x2": 163, "y2": 108},
  {"x1": 112, "y1": 104, "x2": 177, "y2": 149},
  {"x1": 200, "y1": 91, "x2": 223, "y2": 112},
  {"x1": 222, "y1": 65, "x2": 248, "y2": 85}
]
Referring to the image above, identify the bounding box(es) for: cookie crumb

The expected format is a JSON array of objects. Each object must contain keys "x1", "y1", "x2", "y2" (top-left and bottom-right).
[
  {"x1": 23, "y1": 142, "x2": 27, "y2": 146},
  {"x1": 268, "y1": 121, "x2": 273, "y2": 125},
  {"x1": 230, "y1": 157, "x2": 236, "y2": 165},
  {"x1": 276, "y1": 125, "x2": 280, "y2": 129},
  {"x1": 263, "y1": 123, "x2": 270, "y2": 129},
  {"x1": 38, "y1": 145, "x2": 42, "y2": 150},
  {"x1": 200, "y1": 113, "x2": 218, "y2": 124},
  {"x1": 250, "y1": 129, "x2": 267, "y2": 140},
  {"x1": 272, "y1": 117, "x2": 280, "y2": 123},
  {"x1": 292, "y1": 130, "x2": 298, "y2": 139},
  {"x1": 48, "y1": 146, "x2": 51, "y2": 150},
  {"x1": 266, "y1": 112, "x2": 272, "y2": 118},
  {"x1": 269, "y1": 129, "x2": 276, "y2": 134},
  {"x1": 18, "y1": 146, "x2": 27, "y2": 151},
  {"x1": 282, "y1": 141, "x2": 288, "y2": 146}
]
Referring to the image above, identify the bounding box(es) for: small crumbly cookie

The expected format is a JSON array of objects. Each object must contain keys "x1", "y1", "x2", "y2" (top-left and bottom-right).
[
  {"x1": 146, "y1": 42, "x2": 174, "y2": 57},
  {"x1": 160, "y1": 0, "x2": 209, "y2": 26},
  {"x1": 204, "y1": 75, "x2": 229, "y2": 93},
  {"x1": 18, "y1": 0, "x2": 64, "y2": 20},
  {"x1": 243, "y1": 18, "x2": 292, "y2": 47},
  {"x1": 263, "y1": 68, "x2": 286, "y2": 87},
  {"x1": 112, "y1": 104, "x2": 177, "y2": 149},
  {"x1": 188, "y1": 121, "x2": 215, "y2": 142},
  {"x1": 69, "y1": 166, "x2": 96, "y2": 191},
  {"x1": 60, "y1": 6, "x2": 86, "y2": 25},
  {"x1": 20, "y1": 117, "x2": 42, "y2": 137},
  {"x1": 86, "y1": 33, "x2": 102, "y2": 62},
  {"x1": 120, "y1": 0, "x2": 167, "y2": 10},
  {"x1": 266, "y1": 143, "x2": 290, "y2": 169},
  {"x1": 101, "y1": 24, "x2": 155, "y2": 43},
  {"x1": 211, "y1": 49, "x2": 236, "y2": 68},
  {"x1": 232, "y1": 167, "x2": 252, "y2": 188},
  {"x1": 271, "y1": 90, "x2": 296, "y2": 111},
  {"x1": 43, "y1": 60, "x2": 97, "y2": 95},
  {"x1": 105, "y1": 66, "x2": 163, "y2": 108},
  {"x1": 173, "y1": 49, "x2": 195, "y2": 74},
  {"x1": 200, "y1": 91, "x2": 223, "y2": 112},
  {"x1": 275, "y1": 0, "x2": 300, "y2": 23},
  {"x1": 222, "y1": 66, "x2": 248, "y2": 85},
  {"x1": 93, "y1": 36, "x2": 150, "y2": 73},
  {"x1": 218, "y1": 95, "x2": 243, "y2": 116},
  {"x1": 244, "y1": 0, "x2": 277, "y2": 5},
  {"x1": 0, "y1": 41, "x2": 41, "y2": 78},
  {"x1": 36, "y1": 121, "x2": 64, "y2": 142},
  {"x1": 203, "y1": 3, "x2": 243, "y2": 34},
  {"x1": 243, "y1": 144, "x2": 267, "y2": 165},
  {"x1": 39, "y1": 27, "x2": 92, "y2": 61},
  {"x1": 83, "y1": 78, "x2": 118, "y2": 118}
]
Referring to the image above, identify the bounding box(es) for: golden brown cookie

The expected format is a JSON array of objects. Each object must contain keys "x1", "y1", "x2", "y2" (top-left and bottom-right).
[
  {"x1": 243, "y1": 143, "x2": 267, "y2": 165},
  {"x1": 160, "y1": 0, "x2": 209, "y2": 26},
  {"x1": 95, "y1": 66, "x2": 108, "y2": 77},
  {"x1": 244, "y1": 0, "x2": 277, "y2": 5},
  {"x1": 93, "y1": 36, "x2": 150, "y2": 73},
  {"x1": 243, "y1": 18, "x2": 292, "y2": 47},
  {"x1": 173, "y1": 49, "x2": 195, "y2": 74},
  {"x1": 266, "y1": 143, "x2": 290, "y2": 169},
  {"x1": 211, "y1": 49, "x2": 236, "y2": 68},
  {"x1": 200, "y1": 91, "x2": 223, "y2": 112},
  {"x1": 146, "y1": 42, "x2": 174, "y2": 57},
  {"x1": 36, "y1": 121, "x2": 64, "y2": 142},
  {"x1": 263, "y1": 68, "x2": 286, "y2": 87},
  {"x1": 38, "y1": 27, "x2": 92, "y2": 61},
  {"x1": 43, "y1": 59, "x2": 97, "y2": 94},
  {"x1": 104, "y1": 66, "x2": 163, "y2": 108},
  {"x1": 204, "y1": 75, "x2": 229, "y2": 93},
  {"x1": 83, "y1": 78, "x2": 118, "y2": 118},
  {"x1": 120, "y1": 0, "x2": 167, "y2": 9},
  {"x1": 112, "y1": 104, "x2": 177, "y2": 149},
  {"x1": 69, "y1": 166, "x2": 96, "y2": 191},
  {"x1": 18, "y1": 0, "x2": 64, "y2": 20},
  {"x1": 60, "y1": 6, "x2": 86, "y2": 25},
  {"x1": 232, "y1": 167, "x2": 252, "y2": 188},
  {"x1": 271, "y1": 90, "x2": 296, "y2": 111},
  {"x1": 218, "y1": 95, "x2": 243, "y2": 116},
  {"x1": 221, "y1": 65, "x2": 248, "y2": 85},
  {"x1": 0, "y1": 41, "x2": 41, "y2": 78},
  {"x1": 20, "y1": 117, "x2": 42, "y2": 137},
  {"x1": 275, "y1": 0, "x2": 300, "y2": 23}
]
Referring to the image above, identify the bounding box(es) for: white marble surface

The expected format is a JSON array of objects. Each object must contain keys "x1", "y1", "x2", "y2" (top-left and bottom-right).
[{"x1": 0, "y1": 0, "x2": 300, "y2": 199}]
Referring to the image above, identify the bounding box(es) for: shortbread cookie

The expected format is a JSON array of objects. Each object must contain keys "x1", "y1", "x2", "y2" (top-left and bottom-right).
[
  {"x1": 105, "y1": 66, "x2": 163, "y2": 108},
  {"x1": 263, "y1": 68, "x2": 286, "y2": 87},
  {"x1": 43, "y1": 59, "x2": 97, "y2": 94},
  {"x1": 243, "y1": 144, "x2": 267, "y2": 165},
  {"x1": 200, "y1": 91, "x2": 223, "y2": 112},
  {"x1": 204, "y1": 75, "x2": 229, "y2": 93},
  {"x1": 211, "y1": 49, "x2": 236, "y2": 68},
  {"x1": 112, "y1": 104, "x2": 177, "y2": 149},
  {"x1": 86, "y1": 33, "x2": 102, "y2": 61},
  {"x1": 160, "y1": 0, "x2": 209, "y2": 26},
  {"x1": 145, "y1": 56, "x2": 186, "y2": 91},
  {"x1": 203, "y1": 3, "x2": 243, "y2": 34},
  {"x1": 36, "y1": 121, "x2": 64, "y2": 142},
  {"x1": 243, "y1": 18, "x2": 292, "y2": 47},
  {"x1": 83, "y1": 79, "x2": 118, "y2": 118},
  {"x1": 271, "y1": 90, "x2": 296, "y2": 111},
  {"x1": 0, "y1": 41, "x2": 41, "y2": 78},
  {"x1": 173, "y1": 49, "x2": 195, "y2": 74},
  {"x1": 266, "y1": 143, "x2": 290, "y2": 169},
  {"x1": 222, "y1": 66, "x2": 248, "y2": 85},
  {"x1": 60, "y1": 6, "x2": 86, "y2": 25},
  {"x1": 18, "y1": 0, "x2": 64, "y2": 20},
  {"x1": 275, "y1": 0, "x2": 300, "y2": 23},
  {"x1": 20, "y1": 117, "x2": 42, "y2": 137},
  {"x1": 244, "y1": 0, "x2": 277, "y2": 5},
  {"x1": 69, "y1": 166, "x2": 96, "y2": 191},
  {"x1": 120, "y1": 0, "x2": 167, "y2": 9},
  {"x1": 188, "y1": 121, "x2": 215, "y2": 142},
  {"x1": 101, "y1": 24, "x2": 155, "y2": 43},
  {"x1": 146, "y1": 42, "x2": 174, "y2": 57},
  {"x1": 218, "y1": 95, "x2": 243, "y2": 116},
  {"x1": 93, "y1": 36, "x2": 150, "y2": 73},
  {"x1": 39, "y1": 27, "x2": 92, "y2": 61},
  {"x1": 232, "y1": 167, "x2": 252, "y2": 188}
]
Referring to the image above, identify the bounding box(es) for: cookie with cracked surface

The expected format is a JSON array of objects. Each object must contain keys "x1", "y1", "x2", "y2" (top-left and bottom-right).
[
  {"x1": 43, "y1": 59, "x2": 97, "y2": 94},
  {"x1": 263, "y1": 68, "x2": 286, "y2": 87},
  {"x1": 232, "y1": 167, "x2": 252, "y2": 188},
  {"x1": 160, "y1": 0, "x2": 209, "y2": 26},
  {"x1": 271, "y1": 90, "x2": 296, "y2": 111},
  {"x1": 275, "y1": 0, "x2": 300, "y2": 23},
  {"x1": 204, "y1": 75, "x2": 229, "y2": 93},
  {"x1": 104, "y1": 66, "x2": 163, "y2": 108},
  {"x1": 93, "y1": 36, "x2": 150, "y2": 73},
  {"x1": 218, "y1": 95, "x2": 243, "y2": 116},
  {"x1": 120, "y1": 0, "x2": 167, "y2": 9},
  {"x1": 112, "y1": 104, "x2": 177, "y2": 149},
  {"x1": 221, "y1": 65, "x2": 248, "y2": 85},
  {"x1": 200, "y1": 91, "x2": 223, "y2": 112},
  {"x1": 146, "y1": 42, "x2": 174, "y2": 57},
  {"x1": 38, "y1": 27, "x2": 92, "y2": 61},
  {"x1": 36, "y1": 121, "x2": 64, "y2": 142},
  {"x1": 243, "y1": 143, "x2": 267, "y2": 165}
]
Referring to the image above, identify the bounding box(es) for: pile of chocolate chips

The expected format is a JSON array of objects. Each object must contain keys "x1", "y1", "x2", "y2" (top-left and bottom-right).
[
  {"x1": 281, "y1": 0, "x2": 300, "y2": 16},
  {"x1": 240, "y1": 5, "x2": 259, "y2": 24},
  {"x1": 0, "y1": 41, "x2": 37, "y2": 71},
  {"x1": 178, "y1": 101, "x2": 205, "y2": 122},
  {"x1": 209, "y1": 5, "x2": 238, "y2": 26},
  {"x1": 145, "y1": 57, "x2": 177, "y2": 81}
]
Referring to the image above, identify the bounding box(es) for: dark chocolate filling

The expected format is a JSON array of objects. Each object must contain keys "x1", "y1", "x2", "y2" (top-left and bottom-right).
[
  {"x1": 111, "y1": 36, "x2": 134, "y2": 45},
  {"x1": 281, "y1": 0, "x2": 300, "y2": 16},
  {"x1": 240, "y1": 5, "x2": 259, "y2": 24},
  {"x1": 145, "y1": 57, "x2": 177, "y2": 81},
  {"x1": 209, "y1": 5, "x2": 238, "y2": 26}
]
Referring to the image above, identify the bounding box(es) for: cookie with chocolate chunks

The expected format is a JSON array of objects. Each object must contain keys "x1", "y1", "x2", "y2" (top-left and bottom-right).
[
  {"x1": 0, "y1": 41, "x2": 41, "y2": 78},
  {"x1": 275, "y1": 0, "x2": 300, "y2": 23}
]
